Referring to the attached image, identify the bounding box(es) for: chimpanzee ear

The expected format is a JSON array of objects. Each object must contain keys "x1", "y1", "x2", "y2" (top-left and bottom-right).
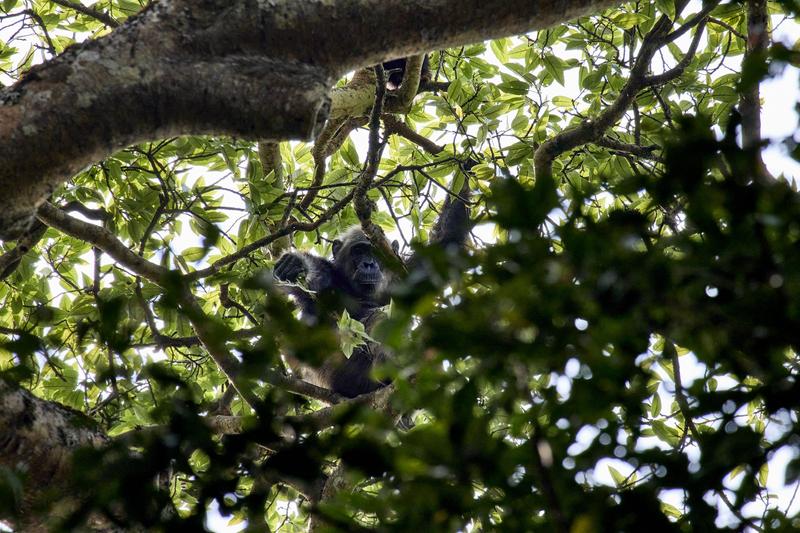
[
  {"x1": 392, "y1": 240, "x2": 400, "y2": 254},
  {"x1": 332, "y1": 239, "x2": 343, "y2": 257}
]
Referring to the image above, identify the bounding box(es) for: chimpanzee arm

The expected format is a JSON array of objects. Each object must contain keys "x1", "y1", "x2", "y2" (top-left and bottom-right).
[
  {"x1": 402, "y1": 170, "x2": 471, "y2": 284},
  {"x1": 274, "y1": 251, "x2": 338, "y2": 317},
  {"x1": 274, "y1": 252, "x2": 337, "y2": 289},
  {"x1": 429, "y1": 175, "x2": 471, "y2": 250}
]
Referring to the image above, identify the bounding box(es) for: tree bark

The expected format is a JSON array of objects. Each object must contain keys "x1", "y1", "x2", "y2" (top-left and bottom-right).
[
  {"x1": 0, "y1": 0, "x2": 622, "y2": 239},
  {"x1": 0, "y1": 378, "x2": 108, "y2": 528},
  {"x1": 740, "y1": 0, "x2": 768, "y2": 150},
  {"x1": 740, "y1": 0, "x2": 770, "y2": 179}
]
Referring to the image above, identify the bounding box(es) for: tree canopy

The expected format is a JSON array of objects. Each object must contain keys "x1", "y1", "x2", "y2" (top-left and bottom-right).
[{"x1": 1, "y1": 0, "x2": 799, "y2": 531}]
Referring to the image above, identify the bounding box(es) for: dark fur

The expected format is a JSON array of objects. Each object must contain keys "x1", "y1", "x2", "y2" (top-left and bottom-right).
[
  {"x1": 274, "y1": 182, "x2": 470, "y2": 398},
  {"x1": 382, "y1": 55, "x2": 430, "y2": 90},
  {"x1": 274, "y1": 228, "x2": 394, "y2": 397},
  {"x1": 273, "y1": 227, "x2": 392, "y2": 322}
]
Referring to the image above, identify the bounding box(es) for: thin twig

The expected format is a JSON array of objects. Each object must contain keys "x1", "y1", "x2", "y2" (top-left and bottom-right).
[{"x1": 50, "y1": 0, "x2": 119, "y2": 27}]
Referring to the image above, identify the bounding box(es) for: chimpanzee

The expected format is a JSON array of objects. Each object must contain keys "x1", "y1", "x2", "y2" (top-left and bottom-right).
[
  {"x1": 273, "y1": 227, "x2": 396, "y2": 323},
  {"x1": 274, "y1": 180, "x2": 470, "y2": 398},
  {"x1": 273, "y1": 228, "x2": 397, "y2": 397},
  {"x1": 382, "y1": 54, "x2": 430, "y2": 90}
]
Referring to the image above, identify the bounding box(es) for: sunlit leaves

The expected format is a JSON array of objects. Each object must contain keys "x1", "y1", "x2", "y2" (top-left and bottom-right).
[{"x1": 0, "y1": 0, "x2": 798, "y2": 530}]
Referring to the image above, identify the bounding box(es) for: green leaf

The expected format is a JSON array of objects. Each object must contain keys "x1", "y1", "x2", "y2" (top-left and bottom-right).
[
  {"x1": 654, "y1": 0, "x2": 676, "y2": 20},
  {"x1": 340, "y1": 138, "x2": 360, "y2": 167},
  {"x1": 542, "y1": 54, "x2": 566, "y2": 86},
  {"x1": 490, "y1": 38, "x2": 509, "y2": 63},
  {"x1": 611, "y1": 13, "x2": 649, "y2": 30},
  {"x1": 337, "y1": 309, "x2": 374, "y2": 359},
  {"x1": 661, "y1": 502, "x2": 682, "y2": 519},
  {"x1": 651, "y1": 420, "x2": 680, "y2": 446},
  {"x1": 650, "y1": 393, "x2": 662, "y2": 417},
  {"x1": 552, "y1": 96, "x2": 573, "y2": 108},
  {"x1": 181, "y1": 247, "x2": 207, "y2": 262},
  {"x1": 608, "y1": 465, "x2": 627, "y2": 487},
  {"x1": 510, "y1": 113, "x2": 529, "y2": 132}
]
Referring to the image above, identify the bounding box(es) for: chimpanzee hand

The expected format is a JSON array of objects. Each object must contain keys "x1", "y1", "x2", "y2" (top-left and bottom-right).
[{"x1": 274, "y1": 252, "x2": 306, "y2": 282}]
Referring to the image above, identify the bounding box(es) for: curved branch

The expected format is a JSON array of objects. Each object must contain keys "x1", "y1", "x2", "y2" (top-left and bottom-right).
[
  {"x1": 383, "y1": 114, "x2": 444, "y2": 155},
  {"x1": 644, "y1": 20, "x2": 706, "y2": 86},
  {"x1": 2, "y1": 50, "x2": 331, "y2": 240},
  {"x1": 35, "y1": 203, "x2": 261, "y2": 408},
  {"x1": 386, "y1": 54, "x2": 426, "y2": 112},
  {"x1": 0, "y1": 0, "x2": 624, "y2": 239},
  {"x1": 36, "y1": 202, "x2": 169, "y2": 284},
  {"x1": 533, "y1": 1, "x2": 708, "y2": 182},
  {"x1": 354, "y1": 66, "x2": 405, "y2": 266},
  {"x1": 0, "y1": 220, "x2": 46, "y2": 280},
  {"x1": 354, "y1": 64, "x2": 387, "y2": 225},
  {"x1": 299, "y1": 116, "x2": 365, "y2": 210}
]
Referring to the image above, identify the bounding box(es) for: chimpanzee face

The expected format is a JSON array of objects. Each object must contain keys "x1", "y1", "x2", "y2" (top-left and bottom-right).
[
  {"x1": 348, "y1": 242, "x2": 383, "y2": 288},
  {"x1": 332, "y1": 228, "x2": 399, "y2": 297}
]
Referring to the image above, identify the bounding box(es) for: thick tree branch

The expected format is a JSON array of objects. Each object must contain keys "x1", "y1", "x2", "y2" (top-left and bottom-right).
[
  {"x1": 328, "y1": 56, "x2": 427, "y2": 121},
  {"x1": 0, "y1": 378, "x2": 109, "y2": 524},
  {"x1": 0, "y1": 0, "x2": 623, "y2": 239},
  {"x1": 740, "y1": 0, "x2": 768, "y2": 154},
  {"x1": 258, "y1": 142, "x2": 284, "y2": 187},
  {"x1": 255, "y1": 142, "x2": 292, "y2": 257}
]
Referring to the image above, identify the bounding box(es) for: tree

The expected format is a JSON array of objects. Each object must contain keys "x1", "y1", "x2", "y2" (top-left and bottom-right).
[{"x1": 1, "y1": 0, "x2": 799, "y2": 531}]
